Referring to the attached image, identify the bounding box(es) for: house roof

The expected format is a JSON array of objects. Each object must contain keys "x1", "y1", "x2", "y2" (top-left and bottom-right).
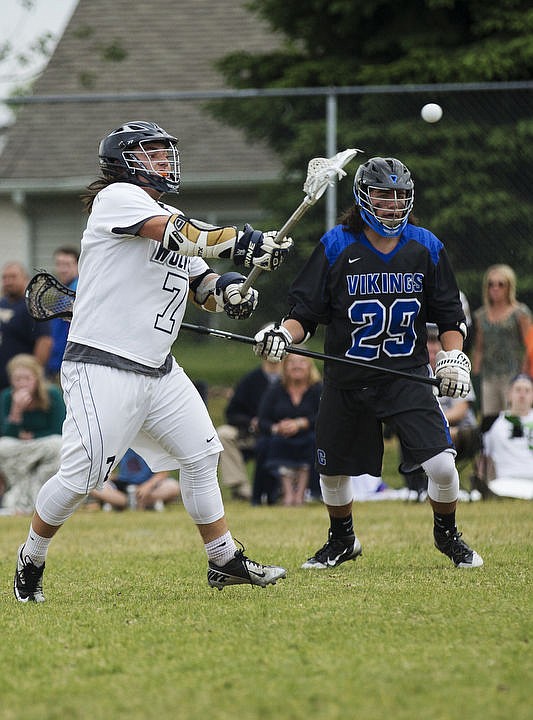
[{"x1": 0, "y1": 0, "x2": 283, "y2": 191}]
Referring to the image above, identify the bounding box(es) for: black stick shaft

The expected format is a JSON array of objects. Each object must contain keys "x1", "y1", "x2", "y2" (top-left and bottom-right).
[{"x1": 180, "y1": 322, "x2": 440, "y2": 388}]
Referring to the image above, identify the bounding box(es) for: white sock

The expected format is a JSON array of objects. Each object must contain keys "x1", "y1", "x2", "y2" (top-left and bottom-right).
[
  {"x1": 22, "y1": 528, "x2": 52, "y2": 567},
  {"x1": 204, "y1": 531, "x2": 236, "y2": 566}
]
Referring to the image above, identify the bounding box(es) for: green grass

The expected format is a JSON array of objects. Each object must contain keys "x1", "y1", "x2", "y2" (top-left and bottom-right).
[{"x1": 1, "y1": 499, "x2": 531, "y2": 720}]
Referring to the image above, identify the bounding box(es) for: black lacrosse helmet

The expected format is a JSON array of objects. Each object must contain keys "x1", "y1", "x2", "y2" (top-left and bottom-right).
[
  {"x1": 353, "y1": 157, "x2": 414, "y2": 237},
  {"x1": 98, "y1": 120, "x2": 180, "y2": 194}
]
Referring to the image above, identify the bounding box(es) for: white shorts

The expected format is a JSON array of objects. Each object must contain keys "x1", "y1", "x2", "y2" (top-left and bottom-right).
[{"x1": 59, "y1": 359, "x2": 222, "y2": 493}]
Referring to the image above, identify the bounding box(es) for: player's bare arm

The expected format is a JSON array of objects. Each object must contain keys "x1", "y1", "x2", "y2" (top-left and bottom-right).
[
  {"x1": 439, "y1": 329, "x2": 465, "y2": 353},
  {"x1": 282, "y1": 318, "x2": 305, "y2": 344}
]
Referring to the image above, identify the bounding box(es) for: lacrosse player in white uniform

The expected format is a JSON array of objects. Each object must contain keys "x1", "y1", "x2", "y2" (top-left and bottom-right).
[{"x1": 14, "y1": 121, "x2": 291, "y2": 602}]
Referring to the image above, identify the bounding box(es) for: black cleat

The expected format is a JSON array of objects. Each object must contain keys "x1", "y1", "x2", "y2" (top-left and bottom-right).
[
  {"x1": 301, "y1": 531, "x2": 362, "y2": 569},
  {"x1": 208, "y1": 547, "x2": 286, "y2": 590},
  {"x1": 434, "y1": 528, "x2": 483, "y2": 568},
  {"x1": 14, "y1": 545, "x2": 46, "y2": 602}
]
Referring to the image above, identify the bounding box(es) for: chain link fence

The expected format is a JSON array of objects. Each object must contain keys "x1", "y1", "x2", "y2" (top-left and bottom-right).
[
  {"x1": 7, "y1": 82, "x2": 533, "y2": 326},
  {"x1": 202, "y1": 82, "x2": 533, "y2": 327}
]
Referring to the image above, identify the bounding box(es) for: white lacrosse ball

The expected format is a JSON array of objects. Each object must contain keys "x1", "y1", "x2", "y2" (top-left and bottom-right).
[{"x1": 421, "y1": 103, "x2": 443, "y2": 123}]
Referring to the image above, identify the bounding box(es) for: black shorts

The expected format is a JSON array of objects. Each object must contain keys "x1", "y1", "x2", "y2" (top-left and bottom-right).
[{"x1": 315, "y1": 376, "x2": 454, "y2": 476}]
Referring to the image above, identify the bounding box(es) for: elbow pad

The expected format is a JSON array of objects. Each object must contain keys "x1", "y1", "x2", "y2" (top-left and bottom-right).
[{"x1": 162, "y1": 214, "x2": 238, "y2": 259}]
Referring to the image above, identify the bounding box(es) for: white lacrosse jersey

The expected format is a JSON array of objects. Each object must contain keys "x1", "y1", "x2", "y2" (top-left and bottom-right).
[{"x1": 68, "y1": 182, "x2": 209, "y2": 367}]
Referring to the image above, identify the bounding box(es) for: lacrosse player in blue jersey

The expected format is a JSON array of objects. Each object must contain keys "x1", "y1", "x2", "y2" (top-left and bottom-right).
[
  {"x1": 254, "y1": 157, "x2": 483, "y2": 570},
  {"x1": 13, "y1": 121, "x2": 291, "y2": 602}
]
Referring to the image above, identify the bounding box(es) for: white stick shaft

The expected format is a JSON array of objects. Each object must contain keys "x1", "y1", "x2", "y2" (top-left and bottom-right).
[
  {"x1": 239, "y1": 148, "x2": 361, "y2": 295},
  {"x1": 240, "y1": 196, "x2": 314, "y2": 294}
]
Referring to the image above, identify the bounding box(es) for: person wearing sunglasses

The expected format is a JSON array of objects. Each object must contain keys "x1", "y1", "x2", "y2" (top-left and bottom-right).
[{"x1": 472, "y1": 264, "x2": 531, "y2": 427}]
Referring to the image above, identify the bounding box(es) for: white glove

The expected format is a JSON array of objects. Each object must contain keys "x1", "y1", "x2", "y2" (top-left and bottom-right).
[
  {"x1": 255, "y1": 231, "x2": 293, "y2": 271},
  {"x1": 435, "y1": 349, "x2": 471, "y2": 398},
  {"x1": 253, "y1": 322, "x2": 293, "y2": 362},
  {"x1": 214, "y1": 272, "x2": 258, "y2": 320},
  {"x1": 233, "y1": 224, "x2": 293, "y2": 271}
]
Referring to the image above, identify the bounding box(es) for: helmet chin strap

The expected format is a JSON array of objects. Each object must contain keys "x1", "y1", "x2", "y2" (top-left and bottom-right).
[{"x1": 360, "y1": 207, "x2": 407, "y2": 238}]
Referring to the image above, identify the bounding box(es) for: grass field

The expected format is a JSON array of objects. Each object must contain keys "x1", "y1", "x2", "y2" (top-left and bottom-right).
[
  {"x1": 1, "y1": 499, "x2": 531, "y2": 720},
  {"x1": 1, "y1": 333, "x2": 530, "y2": 718}
]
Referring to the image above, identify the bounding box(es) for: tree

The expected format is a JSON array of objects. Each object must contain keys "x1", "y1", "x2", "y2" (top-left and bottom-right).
[
  {"x1": 209, "y1": 0, "x2": 533, "y2": 313},
  {"x1": 0, "y1": 0, "x2": 56, "y2": 124}
]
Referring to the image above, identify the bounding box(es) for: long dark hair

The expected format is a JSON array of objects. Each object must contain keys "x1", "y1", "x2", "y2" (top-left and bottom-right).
[
  {"x1": 80, "y1": 176, "x2": 115, "y2": 214},
  {"x1": 339, "y1": 206, "x2": 365, "y2": 234}
]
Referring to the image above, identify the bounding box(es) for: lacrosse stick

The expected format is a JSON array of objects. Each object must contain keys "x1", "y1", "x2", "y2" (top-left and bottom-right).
[
  {"x1": 179, "y1": 322, "x2": 441, "y2": 389},
  {"x1": 24, "y1": 272, "x2": 441, "y2": 389},
  {"x1": 240, "y1": 148, "x2": 362, "y2": 294}
]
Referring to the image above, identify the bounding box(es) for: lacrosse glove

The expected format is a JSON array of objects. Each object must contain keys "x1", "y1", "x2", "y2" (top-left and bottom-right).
[
  {"x1": 435, "y1": 349, "x2": 471, "y2": 398},
  {"x1": 253, "y1": 322, "x2": 293, "y2": 362},
  {"x1": 214, "y1": 272, "x2": 258, "y2": 320},
  {"x1": 233, "y1": 224, "x2": 293, "y2": 271}
]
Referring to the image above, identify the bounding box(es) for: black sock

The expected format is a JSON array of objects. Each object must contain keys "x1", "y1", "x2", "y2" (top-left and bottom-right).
[
  {"x1": 433, "y1": 511, "x2": 456, "y2": 533},
  {"x1": 330, "y1": 514, "x2": 354, "y2": 538}
]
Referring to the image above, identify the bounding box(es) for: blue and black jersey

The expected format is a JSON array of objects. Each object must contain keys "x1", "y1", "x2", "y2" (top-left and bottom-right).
[{"x1": 286, "y1": 223, "x2": 465, "y2": 389}]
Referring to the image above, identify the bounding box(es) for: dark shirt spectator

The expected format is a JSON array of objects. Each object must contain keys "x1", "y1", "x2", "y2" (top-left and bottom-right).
[
  {"x1": 46, "y1": 247, "x2": 79, "y2": 380},
  {"x1": 257, "y1": 354, "x2": 322, "y2": 505},
  {"x1": 0, "y1": 262, "x2": 52, "y2": 392},
  {"x1": 0, "y1": 384, "x2": 65, "y2": 438},
  {"x1": 217, "y1": 359, "x2": 281, "y2": 500}
]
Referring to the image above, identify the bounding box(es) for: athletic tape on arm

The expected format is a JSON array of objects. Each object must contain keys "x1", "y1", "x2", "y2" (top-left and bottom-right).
[{"x1": 162, "y1": 214, "x2": 238, "y2": 259}]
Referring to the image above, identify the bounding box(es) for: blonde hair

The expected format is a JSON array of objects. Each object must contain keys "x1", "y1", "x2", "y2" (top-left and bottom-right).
[
  {"x1": 482, "y1": 264, "x2": 517, "y2": 306},
  {"x1": 281, "y1": 354, "x2": 322, "y2": 388},
  {"x1": 6, "y1": 354, "x2": 50, "y2": 411}
]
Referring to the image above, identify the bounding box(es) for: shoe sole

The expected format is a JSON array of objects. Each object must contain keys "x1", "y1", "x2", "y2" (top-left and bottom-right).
[{"x1": 208, "y1": 569, "x2": 287, "y2": 590}]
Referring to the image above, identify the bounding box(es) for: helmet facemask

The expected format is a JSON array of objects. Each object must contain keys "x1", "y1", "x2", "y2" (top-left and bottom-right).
[
  {"x1": 122, "y1": 139, "x2": 181, "y2": 194},
  {"x1": 357, "y1": 184, "x2": 414, "y2": 237}
]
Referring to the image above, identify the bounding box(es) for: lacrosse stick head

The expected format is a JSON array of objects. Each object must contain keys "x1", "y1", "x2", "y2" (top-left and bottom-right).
[
  {"x1": 303, "y1": 148, "x2": 363, "y2": 203},
  {"x1": 25, "y1": 272, "x2": 75, "y2": 321}
]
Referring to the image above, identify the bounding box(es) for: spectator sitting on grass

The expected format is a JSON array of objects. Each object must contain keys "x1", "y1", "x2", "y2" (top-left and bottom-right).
[
  {"x1": 481, "y1": 373, "x2": 533, "y2": 500},
  {"x1": 0, "y1": 354, "x2": 65, "y2": 514},
  {"x1": 90, "y1": 448, "x2": 180, "y2": 511}
]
